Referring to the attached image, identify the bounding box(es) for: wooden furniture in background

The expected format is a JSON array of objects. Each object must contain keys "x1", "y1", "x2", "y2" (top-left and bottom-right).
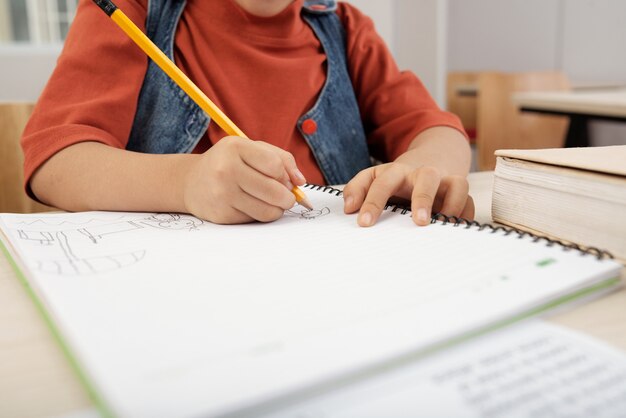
[
  {"x1": 446, "y1": 72, "x2": 479, "y2": 143},
  {"x1": 0, "y1": 103, "x2": 55, "y2": 213},
  {"x1": 513, "y1": 87, "x2": 626, "y2": 148},
  {"x1": 447, "y1": 72, "x2": 571, "y2": 171},
  {"x1": 477, "y1": 72, "x2": 570, "y2": 170}
]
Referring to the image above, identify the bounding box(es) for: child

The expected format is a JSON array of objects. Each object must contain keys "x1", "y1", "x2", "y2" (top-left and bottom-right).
[{"x1": 22, "y1": 0, "x2": 473, "y2": 227}]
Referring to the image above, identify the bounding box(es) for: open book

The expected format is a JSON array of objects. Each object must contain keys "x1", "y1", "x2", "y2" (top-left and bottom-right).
[
  {"x1": 492, "y1": 146, "x2": 626, "y2": 262},
  {"x1": 0, "y1": 185, "x2": 622, "y2": 417},
  {"x1": 266, "y1": 320, "x2": 626, "y2": 418}
]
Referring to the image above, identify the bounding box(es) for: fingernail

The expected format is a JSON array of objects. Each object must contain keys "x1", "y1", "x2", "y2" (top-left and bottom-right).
[
  {"x1": 293, "y1": 169, "x2": 306, "y2": 184},
  {"x1": 416, "y1": 208, "x2": 429, "y2": 224},
  {"x1": 359, "y1": 212, "x2": 373, "y2": 227},
  {"x1": 345, "y1": 195, "x2": 354, "y2": 209},
  {"x1": 286, "y1": 181, "x2": 294, "y2": 190}
]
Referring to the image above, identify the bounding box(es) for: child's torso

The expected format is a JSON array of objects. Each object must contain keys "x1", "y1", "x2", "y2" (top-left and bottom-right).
[{"x1": 175, "y1": 0, "x2": 327, "y2": 185}]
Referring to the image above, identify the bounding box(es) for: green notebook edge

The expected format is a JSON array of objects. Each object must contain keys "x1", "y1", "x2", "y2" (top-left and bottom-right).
[
  {"x1": 0, "y1": 236, "x2": 115, "y2": 418},
  {"x1": 1, "y1": 233, "x2": 621, "y2": 417}
]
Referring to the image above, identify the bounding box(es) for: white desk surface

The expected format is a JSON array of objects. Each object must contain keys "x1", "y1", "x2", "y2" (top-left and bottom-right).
[
  {"x1": 512, "y1": 88, "x2": 626, "y2": 118},
  {"x1": 1, "y1": 171, "x2": 625, "y2": 418}
]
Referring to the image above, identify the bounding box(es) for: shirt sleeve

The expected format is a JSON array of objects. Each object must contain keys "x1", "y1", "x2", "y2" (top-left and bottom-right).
[
  {"x1": 337, "y1": 4, "x2": 467, "y2": 162},
  {"x1": 21, "y1": 0, "x2": 149, "y2": 192}
]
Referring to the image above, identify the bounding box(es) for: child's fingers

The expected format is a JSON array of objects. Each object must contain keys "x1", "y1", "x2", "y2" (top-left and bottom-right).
[
  {"x1": 437, "y1": 175, "x2": 470, "y2": 218},
  {"x1": 255, "y1": 142, "x2": 307, "y2": 187},
  {"x1": 277, "y1": 149, "x2": 307, "y2": 186},
  {"x1": 238, "y1": 164, "x2": 296, "y2": 210},
  {"x1": 239, "y1": 140, "x2": 289, "y2": 182},
  {"x1": 232, "y1": 189, "x2": 287, "y2": 223},
  {"x1": 357, "y1": 166, "x2": 407, "y2": 227},
  {"x1": 342, "y1": 168, "x2": 375, "y2": 214},
  {"x1": 238, "y1": 142, "x2": 293, "y2": 202},
  {"x1": 410, "y1": 167, "x2": 442, "y2": 226},
  {"x1": 460, "y1": 195, "x2": 475, "y2": 220}
]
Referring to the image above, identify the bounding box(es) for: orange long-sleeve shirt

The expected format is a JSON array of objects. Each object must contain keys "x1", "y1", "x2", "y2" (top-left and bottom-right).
[{"x1": 22, "y1": 0, "x2": 465, "y2": 188}]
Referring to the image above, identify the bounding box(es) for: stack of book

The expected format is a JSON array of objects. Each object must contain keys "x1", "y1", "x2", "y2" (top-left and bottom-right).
[{"x1": 492, "y1": 146, "x2": 626, "y2": 262}]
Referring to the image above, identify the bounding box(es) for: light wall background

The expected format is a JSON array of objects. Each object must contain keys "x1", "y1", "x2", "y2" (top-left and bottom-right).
[
  {"x1": 448, "y1": 0, "x2": 626, "y2": 83},
  {"x1": 0, "y1": 1, "x2": 10, "y2": 40},
  {"x1": 447, "y1": 0, "x2": 626, "y2": 146},
  {"x1": 322, "y1": 0, "x2": 449, "y2": 106}
]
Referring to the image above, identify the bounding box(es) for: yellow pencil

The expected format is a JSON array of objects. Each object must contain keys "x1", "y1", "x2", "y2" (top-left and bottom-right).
[{"x1": 92, "y1": 0, "x2": 313, "y2": 210}]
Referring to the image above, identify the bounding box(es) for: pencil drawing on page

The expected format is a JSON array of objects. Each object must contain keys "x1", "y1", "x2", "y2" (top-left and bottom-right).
[
  {"x1": 285, "y1": 206, "x2": 331, "y2": 220},
  {"x1": 12, "y1": 213, "x2": 204, "y2": 275}
]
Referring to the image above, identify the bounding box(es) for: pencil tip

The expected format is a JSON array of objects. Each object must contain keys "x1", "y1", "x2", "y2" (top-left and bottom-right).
[
  {"x1": 291, "y1": 186, "x2": 313, "y2": 210},
  {"x1": 300, "y1": 198, "x2": 314, "y2": 211}
]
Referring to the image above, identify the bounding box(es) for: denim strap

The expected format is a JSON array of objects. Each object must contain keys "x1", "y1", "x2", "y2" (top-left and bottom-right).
[
  {"x1": 127, "y1": 0, "x2": 371, "y2": 185},
  {"x1": 127, "y1": 0, "x2": 209, "y2": 154}
]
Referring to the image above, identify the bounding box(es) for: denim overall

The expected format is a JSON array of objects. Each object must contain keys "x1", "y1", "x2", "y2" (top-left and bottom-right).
[{"x1": 127, "y1": 0, "x2": 371, "y2": 184}]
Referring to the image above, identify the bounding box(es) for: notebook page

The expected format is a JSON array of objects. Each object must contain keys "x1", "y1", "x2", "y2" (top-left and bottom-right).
[
  {"x1": 266, "y1": 320, "x2": 626, "y2": 418},
  {"x1": 0, "y1": 187, "x2": 621, "y2": 417}
]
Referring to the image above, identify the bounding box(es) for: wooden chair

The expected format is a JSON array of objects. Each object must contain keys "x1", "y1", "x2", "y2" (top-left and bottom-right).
[
  {"x1": 446, "y1": 72, "x2": 479, "y2": 143},
  {"x1": 0, "y1": 103, "x2": 55, "y2": 213},
  {"x1": 447, "y1": 71, "x2": 570, "y2": 171},
  {"x1": 476, "y1": 72, "x2": 570, "y2": 170}
]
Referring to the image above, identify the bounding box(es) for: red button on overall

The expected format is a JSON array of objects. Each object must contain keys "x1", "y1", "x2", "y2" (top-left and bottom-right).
[
  {"x1": 302, "y1": 119, "x2": 318, "y2": 135},
  {"x1": 310, "y1": 4, "x2": 328, "y2": 11}
]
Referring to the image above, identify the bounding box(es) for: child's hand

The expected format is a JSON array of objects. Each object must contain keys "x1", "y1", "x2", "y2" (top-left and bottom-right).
[
  {"x1": 343, "y1": 162, "x2": 474, "y2": 227},
  {"x1": 182, "y1": 136, "x2": 306, "y2": 224}
]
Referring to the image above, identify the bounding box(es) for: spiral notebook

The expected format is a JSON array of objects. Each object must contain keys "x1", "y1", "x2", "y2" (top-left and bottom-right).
[{"x1": 0, "y1": 185, "x2": 622, "y2": 418}]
